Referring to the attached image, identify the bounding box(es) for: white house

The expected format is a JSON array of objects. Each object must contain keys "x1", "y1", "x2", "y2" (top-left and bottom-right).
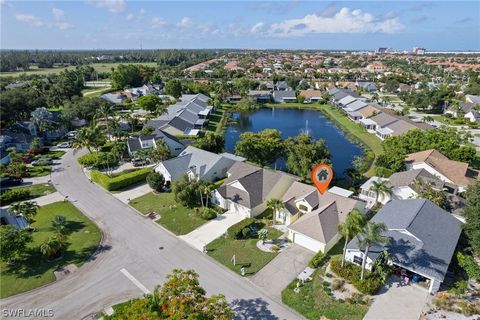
[
  {"x1": 155, "y1": 146, "x2": 244, "y2": 183},
  {"x1": 126, "y1": 128, "x2": 185, "y2": 157}
]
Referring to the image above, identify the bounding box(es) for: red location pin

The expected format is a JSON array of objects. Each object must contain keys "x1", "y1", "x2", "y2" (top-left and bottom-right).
[{"x1": 311, "y1": 164, "x2": 333, "y2": 195}]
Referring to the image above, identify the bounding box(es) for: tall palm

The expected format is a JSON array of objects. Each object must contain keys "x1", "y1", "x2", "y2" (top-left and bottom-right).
[
  {"x1": 149, "y1": 140, "x2": 170, "y2": 164},
  {"x1": 357, "y1": 222, "x2": 390, "y2": 280},
  {"x1": 52, "y1": 215, "x2": 67, "y2": 235},
  {"x1": 8, "y1": 201, "x2": 39, "y2": 228},
  {"x1": 96, "y1": 104, "x2": 115, "y2": 140},
  {"x1": 369, "y1": 180, "x2": 392, "y2": 204},
  {"x1": 338, "y1": 208, "x2": 365, "y2": 267},
  {"x1": 266, "y1": 198, "x2": 284, "y2": 225}
]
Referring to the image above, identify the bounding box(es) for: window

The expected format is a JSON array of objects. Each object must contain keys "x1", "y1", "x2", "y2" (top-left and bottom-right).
[
  {"x1": 298, "y1": 204, "x2": 308, "y2": 212},
  {"x1": 353, "y1": 255, "x2": 363, "y2": 265}
]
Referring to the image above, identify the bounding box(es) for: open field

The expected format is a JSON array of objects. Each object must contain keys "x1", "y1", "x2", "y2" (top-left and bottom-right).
[{"x1": 0, "y1": 62, "x2": 158, "y2": 78}]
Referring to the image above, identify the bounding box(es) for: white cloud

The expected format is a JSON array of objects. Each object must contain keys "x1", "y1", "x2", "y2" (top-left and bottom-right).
[
  {"x1": 269, "y1": 7, "x2": 405, "y2": 37},
  {"x1": 176, "y1": 17, "x2": 192, "y2": 28},
  {"x1": 126, "y1": 8, "x2": 144, "y2": 21},
  {"x1": 151, "y1": 16, "x2": 167, "y2": 28},
  {"x1": 86, "y1": 0, "x2": 126, "y2": 13},
  {"x1": 16, "y1": 9, "x2": 73, "y2": 30},
  {"x1": 250, "y1": 22, "x2": 265, "y2": 33}
]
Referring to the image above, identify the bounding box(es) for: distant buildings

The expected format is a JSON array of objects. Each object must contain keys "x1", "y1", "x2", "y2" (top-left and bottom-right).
[{"x1": 413, "y1": 47, "x2": 427, "y2": 55}]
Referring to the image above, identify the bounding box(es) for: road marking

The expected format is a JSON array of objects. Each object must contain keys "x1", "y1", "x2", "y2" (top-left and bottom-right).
[{"x1": 120, "y1": 268, "x2": 151, "y2": 294}]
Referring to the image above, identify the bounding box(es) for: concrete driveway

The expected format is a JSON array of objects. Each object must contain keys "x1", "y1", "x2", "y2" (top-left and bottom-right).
[
  {"x1": 180, "y1": 211, "x2": 245, "y2": 251},
  {"x1": 251, "y1": 244, "x2": 314, "y2": 298},
  {"x1": 364, "y1": 275, "x2": 429, "y2": 320}
]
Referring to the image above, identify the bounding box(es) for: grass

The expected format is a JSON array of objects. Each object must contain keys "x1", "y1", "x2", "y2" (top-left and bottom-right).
[
  {"x1": 0, "y1": 62, "x2": 158, "y2": 78},
  {"x1": 0, "y1": 201, "x2": 101, "y2": 298},
  {"x1": 282, "y1": 269, "x2": 369, "y2": 320},
  {"x1": 129, "y1": 192, "x2": 209, "y2": 235},
  {"x1": 206, "y1": 105, "x2": 230, "y2": 134},
  {"x1": 207, "y1": 237, "x2": 278, "y2": 276},
  {"x1": 264, "y1": 103, "x2": 383, "y2": 176},
  {"x1": 4, "y1": 183, "x2": 56, "y2": 198},
  {"x1": 81, "y1": 87, "x2": 113, "y2": 97},
  {"x1": 35, "y1": 150, "x2": 66, "y2": 160},
  {"x1": 27, "y1": 166, "x2": 51, "y2": 177}
]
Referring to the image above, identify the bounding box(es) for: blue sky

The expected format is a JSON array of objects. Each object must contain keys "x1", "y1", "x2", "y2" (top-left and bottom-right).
[{"x1": 1, "y1": 1, "x2": 479, "y2": 50}]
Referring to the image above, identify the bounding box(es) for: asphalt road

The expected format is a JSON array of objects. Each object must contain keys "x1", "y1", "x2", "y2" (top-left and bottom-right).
[{"x1": 0, "y1": 150, "x2": 303, "y2": 320}]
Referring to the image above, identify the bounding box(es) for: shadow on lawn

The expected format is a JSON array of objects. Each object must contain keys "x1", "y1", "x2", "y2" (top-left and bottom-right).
[{"x1": 230, "y1": 298, "x2": 279, "y2": 320}]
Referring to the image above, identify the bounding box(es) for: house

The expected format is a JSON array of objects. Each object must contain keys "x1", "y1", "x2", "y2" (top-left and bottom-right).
[
  {"x1": 284, "y1": 183, "x2": 366, "y2": 253},
  {"x1": 125, "y1": 83, "x2": 163, "y2": 97},
  {"x1": 212, "y1": 162, "x2": 298, "y2": 218},
  {"x1": 345, "y1": 199, "x2": 461, "y2": 293},
  {"x1": 126, "y1": 128, "x2": 185, "y2": 157},
  {"x1": 248, "y1": 90, "x2": 271, "y2": 103},
  {"x1": 362, "y1": 112, "x2": 397, "y2": 133},
  {"x1": 101, "y1": 92, "x2": 128, "y2": 104},
  {"x1": 275, "y1": 81, "x2": 292, "y2": 91},
  {"x1": 226, "y1": 95, "x2": 242, "y2": 103},
  {"x1": 405, "y1": 149, "x2": 479, "y2": 192},
  {"x1": 155, "y1": 146, "x2": 245, "y2": 182},
  {"x1": 299, "y1": 90, "x2": 323, "y2": 103},
  {"x1": 273, "y1": 90, "x2": 297, "y2": 103},
  {"x1": 329, "y1": 88, "x2": 360, "y2": 105},
  {"x1": 359, "y1": 169, "x2": 452, "y2": 208},
  {"x1": 146, "y1": 94, "x2": 213, "y2": 136},
  {"x1": 259, "y1": 81, "x2": 274, "y2": 91},
  {"x1": 464, "y1": 110, "x2": 480, "y2": 123},
  {"x1": 465, "y1": 94, "x2": 480, "y2": 105},
  {"x1": 337, "y1": 95, "x2": 357, "y2": 108},
  {"x1": 356, "y1": 81, "x2": 377, "y2": 92}
]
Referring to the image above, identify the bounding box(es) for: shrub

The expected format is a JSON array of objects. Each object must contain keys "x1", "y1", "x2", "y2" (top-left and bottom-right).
[
  {"x1": 346, "y1": 292, "x2": 368, "y2": 305},
  {"x1": 241, "y1": 227, "x2": 250, "y2": 238},
  {"x1": 332, "y1": 278, "x2": 344, "y2": 290},
  {"x1": 91, "y1": 168, "x2": 151, "y2": 191},
  {"x1": 456, "y1": 252, "x2": 480, "y2": 281},
  {"x1": 0, "y1": 188, "x2": 31, "y2": 205},
  {"x1": 201, "y1": 207, "x2": 217, "y2": 220},
  {"x1": 146, "y1": 172, "x2": 165, "y2": 192},
  {"x1": 449, "y1": 280, "x2": 468, "y2": 295},
  {"x1": 330, "y1": 256, "x2": 385, "y2": 295},
  {"x1": 308, "y1": 251, "x2": 325, "y2": 268},
  {"x1": 226, "y1": 218, "x2": 256, "y2": 239},
  {"x1": 78, "y1": 152, "x2": 119, "y2": 169}
]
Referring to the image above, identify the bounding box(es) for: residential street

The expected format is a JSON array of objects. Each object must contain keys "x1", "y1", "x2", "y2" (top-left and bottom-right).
[{"x1": 0, "y1": 150, "x2": 303, "y2": 320}]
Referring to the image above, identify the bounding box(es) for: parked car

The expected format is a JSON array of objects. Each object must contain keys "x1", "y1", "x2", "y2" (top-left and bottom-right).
[
  {"x1": 31, "y1": 158, "x2": 53, "y2": 166},
  {"x1": 132, "y1": 158, "x2": 149, "y2": 167},
  {"x1": 66, "y1": 131, "x2": 77, "y2": 139},
  {"x1": 57, "y1": 142, "x2": 71, "y2": 148}
]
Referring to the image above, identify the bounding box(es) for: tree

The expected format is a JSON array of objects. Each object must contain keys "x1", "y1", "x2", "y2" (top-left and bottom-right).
[
  {"x1": 149, "y1": 140, "x2": 171, "y2": 164},
  {"x1": 63, "y1": 96, "x2": 109, "y2": 122},
  {"x1": 72, "y1": 125, "x2": 106, "y2": 153},
  {"x1": 463, "y1": 182, "x2": 480, "y2": 257},
  {"x1": 165, "y1": 79, "x2": 182, "y2": 98},
  {"x1": 284, "y1": 134, "x2": 331, "y2": 181},
  {"x1": 0, "y1": 225, "x2": 32, "y2": 264},
  {"x1": 111, "y1": 64, "x2": 144, "y2": 90},
  {"x1": 8, "y1": 201, "x2": 39, "y2": 228},
  {"x1": 192, "y1": 132, "x2": 225, "y2": 153},
  {"x1": 105, "y1": 269, "x2": 232, "y2": 319},
  {"x1": 369, "y1": 180, "x2": 392, "y2": 204},
  {"x1": 40, "y1": 234, "x2": 66, "y2": 258},
  {"x1": 266, "y1": 198, "x2": 284, "y2": 225},
  {"x1": 413, "y1": 180, "x2": 449, "y2": 210},
  {"x1": 52, "y1": 215, "x2": 67, "y2": 235},
  {"x1": 357, "y1": 222, "x2": 390, "y2": 280},
  {"x1": 31, "y1": 107, "x2": 54, "y2": 136},
  {"x1": 96, "y1": 104, "x2": 115, "y2": 139},
  {"x1": 235, "y1": 129, "x2": 283, "y2": 167},
  {"x1": 338, "y1": 209, "x2": 365, "y2": 267},
  {"x1": 147, "y1": 172, "x2": 166, "y2": 192},
  {"x1": 172, "y1": 174, "x2": 204, "y2": 208},
  {"x1": 138, "y1": 94, "x2": 165, "y2": 114}
]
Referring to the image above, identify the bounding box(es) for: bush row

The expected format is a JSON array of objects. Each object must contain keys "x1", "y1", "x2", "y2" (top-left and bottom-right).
[
  {"x1": 330, "y1": 256, "x2": 384, "y2": 295},
  {"x1": 226, "y1": 218, "x2": 256, "y2": 239},
  {"x1": 0, "y1": 188, "x2": 31, "y2": 205},
  {"x1": 78, "y1": 152, "x2": 119, "y2": 169},
  {"x1": 308, "y1": 251, "x2": 326, "y2": 268},
  {"x1": 91, "y1": 168, "x2": 151, "y2": 191}
]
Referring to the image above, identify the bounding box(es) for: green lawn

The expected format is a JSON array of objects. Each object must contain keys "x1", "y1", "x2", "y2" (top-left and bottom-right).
[
  {"x1": 282, "y1": 269, "x2": 369, "y2": 320},
  {"x1": 206, "y1": 105, "x2": 230, "y2": 133},
  {"x1": 27, "y1": 166, "x2": 52, "y2": 177},
  {"x1": 35, "y1": 150, "x2": 66, "y2": 160},
  {"x1": 129, "y1": 192, "x2": 209, "y2": 235},
  {"x1": 0, "y1": 201, "x2": 101, "y2": 298},
  {"x1": 6, "y1": 183, "x2": 56, "y2": 198},
  {"x1": 207, "y1": 237, "x2": 278, "y2": 276}
]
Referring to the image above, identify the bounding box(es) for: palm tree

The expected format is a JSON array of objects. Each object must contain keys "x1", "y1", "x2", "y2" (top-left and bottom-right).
[
  {"x1": 52, "y1": 215, "x2": 67, "y2": 235},
  {"x1": 338, "y1": 209, "x2": 365, "y2": 267},
  {"x1": 8, "y1": 201, "x2": 39, "y2": 229},
  {"x1": 369, "y1": 180, "x2": 393, "y2": 204},
  {"x1": 96, "y1": 104, "x2": 115, "y2": 140},
  {"x1": 40, "y1": 234, "x2": 66, "y2": 258},
  {"x1": 149, "y1": 140, "x2": 171, "y2": 164},
  {"x1": 72, "y1": 125, "x2": 106, "y2": 153},
  {"x1": 357, "y1": 222, "x2": 390, "y2": 280},
  {"x1": 266, "y1": 198, "x2": 284, "y2": 225}
]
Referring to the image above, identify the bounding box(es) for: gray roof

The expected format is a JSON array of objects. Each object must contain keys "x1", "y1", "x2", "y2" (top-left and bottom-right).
[
  {"x1": 466, "y1": 94, "x2": 480, "y2": 105},
  {"x1": 273, "y1": 90, "x2": 296, "y2": 99},
  {"x1": 347, "y1": 199, "x2": 461, "y2": 282},
  {"x1": 389, "y1": 169, "x2": 445, "y2": 190},
  {"x1": 345, "y1": 100, "x2": 368, "y2": 111},
  {"x1": 332, "y1": 89, "x2": 360, "y2": 102},
  {"x1": 127, "y1": 137, "x2": 143, "y2": 153},
  {"x1": 370, "y1": 112, "x2": 399, "y2": 127}
]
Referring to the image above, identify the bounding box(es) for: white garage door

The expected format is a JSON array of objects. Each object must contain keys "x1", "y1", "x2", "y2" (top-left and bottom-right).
[
  {"x1": 228, "y1": 201, "x2": 250, "y2": 217},
  {"x1": 293, "y1": 233, "x2": 322, "y2": 252}
]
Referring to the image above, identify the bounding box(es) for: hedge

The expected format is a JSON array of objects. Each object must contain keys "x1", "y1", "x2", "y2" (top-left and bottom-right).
[
  {"x1": 226, "y1": 218, "x2": 256, "y2": 239},
  {"x1": 330, "y1": 256, "x2": 384, "y2": 295},
  {"x1": 0, "y1": 189, "x2": 31, "y2": 205},
  {"x1": 78, "y1": 152, "x2": 119, "y2": 169},
  {"x1": 91, "y1": 168, "x2": 151, "y2": 191},
  {"x1": 308, "y1": 251, "x2": 326, "y2": 268}
]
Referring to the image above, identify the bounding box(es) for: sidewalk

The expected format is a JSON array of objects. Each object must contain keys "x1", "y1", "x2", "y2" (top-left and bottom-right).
[
  {"x1": 112, "y1": 183, "x2": 153, "y2": 204},
  {"x1": 1, "y1": 192, "x2": 64, "y2": 209}
]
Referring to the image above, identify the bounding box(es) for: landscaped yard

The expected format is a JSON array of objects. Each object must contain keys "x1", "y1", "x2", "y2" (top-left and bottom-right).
[
  {"x1": 0, "y1": 201, "x2": 101, "y2": 298},
  {"x1": 6, "y1": 183, "x2": 56, "y2": 198},
  {"x1": 129, "y1": 192, "x2": 209, "y2": 235},
  {"x1": 282, "y1": 269, "x2": 369, "y2": 320},
  {"x1": 27, "y1": 165, "x2": 52, "y2": 177}
]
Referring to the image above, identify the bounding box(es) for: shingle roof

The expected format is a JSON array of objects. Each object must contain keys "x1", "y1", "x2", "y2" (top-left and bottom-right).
[
  {"x1": 389, "y1": 169, "x2": 444, "y2": 190},
  {"x1": 370, "y1": 112, "x2": 398, "y2": 127},
  {"x1": 347, "y1": 199, "x2": 461, "y2": 282}
]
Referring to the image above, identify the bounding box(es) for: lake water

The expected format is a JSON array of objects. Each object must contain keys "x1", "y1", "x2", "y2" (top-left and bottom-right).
[{"x1": 224, "y1": 108, "x2": 364, "y2": 178}]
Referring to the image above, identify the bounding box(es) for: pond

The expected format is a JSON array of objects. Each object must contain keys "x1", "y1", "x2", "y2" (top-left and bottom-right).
[{"x1": 224, "y1": 108, "x2": 364, "y2": 178}]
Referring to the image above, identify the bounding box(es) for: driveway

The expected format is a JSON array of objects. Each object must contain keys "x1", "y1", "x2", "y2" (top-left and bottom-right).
[
  {"x1": 364, "y1": 275, "x2": 429, "y2": 320},
  {"x1": 251, "y1": 244, "x2": 314, "y2": 298},
  {"x1": 180, "y1": 211, "x2": 245, "y2": 251},
  {"x1": 112, "y1": 182, "x2": 153, "y2": 204}
]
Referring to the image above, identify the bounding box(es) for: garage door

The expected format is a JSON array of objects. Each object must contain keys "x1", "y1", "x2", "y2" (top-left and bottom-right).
[
  {"x1": 228, "y1": 201, "x2": 250, "y2": 217},
  {"x1": 293, "y1": 233, "x2": 322, "y2": 252}
]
